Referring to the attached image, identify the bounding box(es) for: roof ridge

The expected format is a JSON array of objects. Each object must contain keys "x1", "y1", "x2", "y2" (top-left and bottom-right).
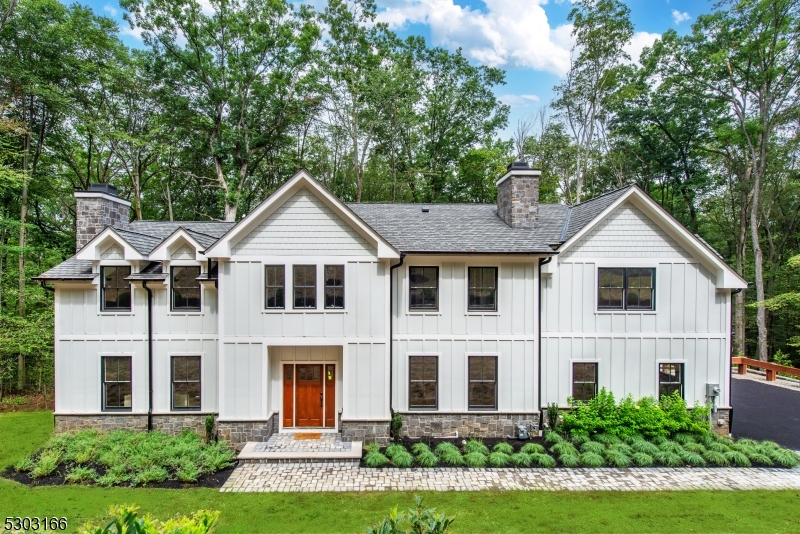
[
  {"x1": 113, "y1": 227, "x2": 164, "y2": 241},
  {"x1": 570, "y1": 185, "x2": 633, "y2": 208},
  {"x1": 184, "y1": 228, "x2": 221, "y2": 239},
  {"x1": 559, "y1": 207, "x2": 572, "y2": 242}
]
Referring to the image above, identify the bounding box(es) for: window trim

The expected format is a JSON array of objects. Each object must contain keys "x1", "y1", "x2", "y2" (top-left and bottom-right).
[
  {"x1": 292, "y1": 264, "x2": 317, "y2": 310},
  {"x1": 467, "y1": 354, "x2": 498, "y2": 411},
  {"x1": 264, "y1": 265, "x2": 286, "y2": 310},
  {"x1": 408, "y1": 265, "x2": 440, "y2": 312},
  {"x1": 170, "y1": 355, "x2": 202, "y2": 411},
  {"x1": 467, "y1": 266, "x2": 499, "y2": 313},
  {"x1": 570, "y1": 360, "x2": 599, "y2": 403},
  {"x1": 100, "y1": 265, "x2": 133, "y2": 312},
  {"x1": 170, "y1": 265, "x2": 202, "y2": 312},
  {"x1": 323, "y1": 264, "x2": 345, "y2": 310},
  {"x1": 408, "y1": 355, "x2": 438, "y2": 410},
  {"x1": 101, "y1": 355, "x2": 133, "y2": 412},
  {"x1": 656, "y1": 360, "x2": 686, "y2": 400},
  {"x1": 596, "y1": 267, "x2": 656, "y2": 312}
]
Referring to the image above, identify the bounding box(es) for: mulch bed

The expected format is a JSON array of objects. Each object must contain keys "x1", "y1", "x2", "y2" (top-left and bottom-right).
[{"x1": 1, "y1": 461, "x2": 238, "y2": 489}]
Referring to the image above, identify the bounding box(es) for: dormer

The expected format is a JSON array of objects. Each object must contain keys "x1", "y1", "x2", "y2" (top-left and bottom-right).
[
  {"x1": 148, "y1": 228, "x2": 206, "y2": 263},
  {"x1": 74, "y1": 227, "x2": 147, "y2": 262}
]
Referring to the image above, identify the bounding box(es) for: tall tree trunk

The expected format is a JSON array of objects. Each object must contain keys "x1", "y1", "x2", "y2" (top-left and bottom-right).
[
  {"x1": 748, "y1": 164, "x2": 768, "y2": 362},
  {"x1": 18, "y1": 131, "x2": 30, "y2": 391},
  {"x1": 734, "y1": 187, "x2": 748, "y2": 356}
]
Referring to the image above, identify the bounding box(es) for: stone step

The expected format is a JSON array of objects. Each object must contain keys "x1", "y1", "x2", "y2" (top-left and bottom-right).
[{"x1": 237, "y1": 440, "x2": 363, "y2": 464}]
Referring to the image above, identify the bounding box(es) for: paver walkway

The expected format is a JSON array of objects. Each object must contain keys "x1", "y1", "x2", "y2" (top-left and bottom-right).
[
  {"x1": 252, "y1": 433, "x2": 353, "y2": 453},
  {"x1": 221, "y1": 462, "x2": 800, "y2": 492}
]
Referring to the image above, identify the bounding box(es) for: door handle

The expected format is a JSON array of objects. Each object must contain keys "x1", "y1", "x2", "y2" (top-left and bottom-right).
[{"x1": 320, "y1": 393, "x2": 323, "y2": 407}]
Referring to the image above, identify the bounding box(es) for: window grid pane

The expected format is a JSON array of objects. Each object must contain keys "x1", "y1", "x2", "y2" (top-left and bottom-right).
[
  {"x1": 172, "y1": 266, "x2": 201, "y2": 310},
  {"x1": 468, "y1": 267, "x2": 497, "y2": 311},
  {"x1": 658, "y1": 363, "x2": 684, "y2": 399},
  {"x1": 103, "y1": 357, "x2": 132, "y2": 410},
  {"x1": 102, "y1": 266, "x2": 132, "y2": 311},
  {"x1": 409, "y1": 356, "x2": 437, "y2": 408},
  {"x1": 409, "y1": 267, "x2": 438, "y2": 310},
  {"x1": 468, "y1": 356, "x2": 497, "y2": 409},
  {"x1": 172, "y1": 356, "x2": 201, "y2": 409},
  {"x1": 598, "y1": 268, "x2": 655, "y2": 310},
  {"x1": 293, "y1": 265, "x2": 316, "y2": 308},
  {"x1": 324, "y1": 265, "x2": 345, "y2": 309},
  {"x1": 265, "y1": 265, "x2": 285, "y2": 309},
  {"x1": 597, "y1": 268, "x2": 624, "y2": 309},
  {"x1": 572, "y1": 363, "x2": 597, "y2": 402}
]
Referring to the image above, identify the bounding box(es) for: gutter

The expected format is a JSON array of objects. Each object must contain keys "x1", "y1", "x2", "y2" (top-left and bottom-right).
[
  {"x1": 538, "y1": 256, "x2": 552, "y2": 425},
  {"x1": 143, "y1": 281, "x2": 154, "y2": 431},
  {"x1": 388, "y1": 253, "x2": 406, "y2": 427}
]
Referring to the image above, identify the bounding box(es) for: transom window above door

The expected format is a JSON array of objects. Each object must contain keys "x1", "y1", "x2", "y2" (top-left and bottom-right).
[
  {"x1": 409, "y1": 267, "x2": 438, "y2": 310},
  {"x1": 598, "y1": 268, "x2": 655, "y2": 310}
]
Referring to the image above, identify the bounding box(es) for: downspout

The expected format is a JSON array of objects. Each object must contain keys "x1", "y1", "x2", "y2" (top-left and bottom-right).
[
  {"x1": 538, "y1": 256, "x2": 552, "y2": 428},
  {"x1": 143, "y1": 281, "x2": 154, "y2": 431},
  {"x1": 388, "y1": 253, "x2": 406, "y2": 427}
]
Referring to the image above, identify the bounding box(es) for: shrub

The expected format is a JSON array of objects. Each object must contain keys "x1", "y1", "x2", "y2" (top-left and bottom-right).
[
  {"x1": 630, "y1": 440, "x2": 660, "y2": 456},
  {"x1": 707, "y1": 442, "x2": 730, "y2": 454},
  {"x1": 65, "y1": 467, "x2": 97, "y2": 484},
  {"x1": 520, "y1": 443, "x2": 546, "y2": 455},
  {"x1": 608, "y1": 443, "x2": 633, "y2": 455},
  {"x1": 580, "y1": 441, "x2": 605, "y2": 455},
  {"x1": 434, "y1": 442, "x2": 460, "y2": 456},
  {"x1": 603, "y1": 449, "x2": 630, "y2": 468},
  {"x1": 411, "y1": 442, "x2": 431, "y2": 456},
  {"x1": 569, "y1": 431, "x2": 590, "y2": 445},
  {"x1": 493, "y1": 442, "x2": 514, "y2": 455},
  {"x1": 550, "y1": 441, "x2": 578, "y2": 456},
  {"x1": 463, "y1": 440, "x2": 489, "y2": 455},
  {"x1": 650, "y1": 435, "x2": 668, "y2": 446},
  {"x1": 77, "y1": 505, "x2": 219, "y2": 534},
  {"x1": 176, "y1": 462, "x2": 201, "y2": 483},
  {"x1": 464, "y1": 452, "x2": 487, "y2": 468},
  {"x1": 205, "y1": 414, "x2": 215, "y2": 443},
  {"x1": 416, "y1": 450, "x2": 439, "y2": 468},
  {"x1": 366, "y1": 497, "x2": 454, "y2": 534},
  {"x1": 96, "y1": 473, "x2": 128, "y2": 487},
  {"x1": 31, "y1": 451, "x2": 60, "y2": 478},
  {"x1": 703, "y1": 450, "x2": 729, "y2": 466},
  {"x1": 543, "y1": 430, "x2": 563, "y2": 444},
  {"x1": 697, "y1": 433, "x2": 716, "y2": 447},
  {"x1": 547, "y1": 403, "x2": 560, "y2": 430},
  {"x1": 391, "y1": 450, "x2": 414, "y2": 468},
  {"x1": 767, "y1": 449, "x2": 799, "y2": 468},
  {"x1": 386, "y1": 443, "x2": 407, "y2": 458},
  {"x1": 724, "y1": 451, "x2": 751, "y2": 467},
  {"x1": 579, "y1": 452, "x2": 605, "y2": 468},
  {"x1": 654, "y1": 451, "x2": 683, "y2": 467},
  {"x1": 747, "y1": 453, "x2": 773, "y2": 466},
  {"x1": 631, "y1": 452, "x2": 653, "y2": 467},
  {"x1": 438, "y1": 448, "x2": 464, "y2": 466},
  {"x1": 593, "y1": 433, "x2": 622, "y2": 446},
  {"x1": 625, "y1": 434, "x2": 645, "y2": 444},
  {"x1": 657, "y1": 441, "x2": 684, "y2": 454},
  {"x1": 672, "y1": 432, "x2": 696, "y2": 445},
  {"x1": 682, "y1": 442, "x2": 707, "y2": 454},
  {"x1": 133, "y1": 466, "x2": 169, "y2": 486},
  {"x1": 364, "y1": 451, "x2": 390, "y2": 467},
  {"x1": 363, "y1": 442, "x2": 381, "y2": 454},
  {"x1": 510, "y1": 452, "x2": 532, "y2": 467},
  {"x1": 559, "y1": 453, "x2": 580, "y2": 467},
  {"x1": 736, "y1": 438, "x2": 760, "y2": 448},
  {"x1": 13, "y1": 456, "x2": 34, "y2": 473},
  {"x1": 391, "y1": 412, "x2": 404, "y2": 438},
  {"x1": 531, "y1": 453, "x2": 557, "y2": 468},
  {"x1": 487, "y1": 452, "x2": 511, "y2": 467},
  {"x1": 680, "y1": 451, "x2": 706, "y2": 467}
]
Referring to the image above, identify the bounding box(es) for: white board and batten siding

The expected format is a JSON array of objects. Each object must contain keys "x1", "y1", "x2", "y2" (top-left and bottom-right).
[
  {"x1": 542, "y1": 201, "x2": 731, "y2": 409},
  {"x1": 219, "y1": 187, "x2": 390, "y2": 422},
  {"x1": 393, "y1": 260, "x2": 539, "y2": 413}
]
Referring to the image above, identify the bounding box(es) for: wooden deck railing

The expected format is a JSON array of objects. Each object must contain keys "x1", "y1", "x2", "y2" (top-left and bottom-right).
[{"x1": 732, "y1": 356, "x2": 800, "y2": 381}]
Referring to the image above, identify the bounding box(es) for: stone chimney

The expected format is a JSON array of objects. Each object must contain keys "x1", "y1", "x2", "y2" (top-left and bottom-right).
[
  {"x1": 496, "y1": 161, "x2": 540, "y2": 229},
  {"x1": 74, "y1": 183, "x2": 131, "y2": 251}
]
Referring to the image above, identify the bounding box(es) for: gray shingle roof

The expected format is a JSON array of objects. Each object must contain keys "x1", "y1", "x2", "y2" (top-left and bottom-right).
[
  {"x1": 114, "y1": 228, "x2": 164, "y2": 255},
  {"x1": 35, "y1": 257, "x2": 94, "y2": 280},
  {"x1": 562, "y1": 186, "x2": 633, "y2": 243},
  {"x1": 127, "y1": 221, "x2": 235, "y2": 240},
  {"x1": 126, "y1": 261, "x2": 167, "y2": 280}
]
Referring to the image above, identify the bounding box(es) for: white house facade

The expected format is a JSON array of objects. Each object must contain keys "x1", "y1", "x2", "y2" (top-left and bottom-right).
[{"x1": 37, "y1": 164, "x2": 747, "y2": 446}]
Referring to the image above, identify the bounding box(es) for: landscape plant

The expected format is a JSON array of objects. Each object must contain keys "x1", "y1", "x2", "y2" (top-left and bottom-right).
[
  {"x1": 366, "y1": 496, "x2": 454, "y2": 534},
  {"x1": 77, "y1": 505, "x2": 219, "y2": 534}
]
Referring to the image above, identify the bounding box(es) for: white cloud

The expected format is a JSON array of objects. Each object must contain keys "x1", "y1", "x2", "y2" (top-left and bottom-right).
[
  {"x1": 624, "y1": 31, "x2": 660, "y2": 63},
  {"x1": 120, "y1": 25, "x2": 144, "y2": 40},
  {"x1": 521, "y1": 94, "x2": 539, "y2": 102},
  {"x1": 672, "y1": 10, "x2": 690, "y2": 24},
  {"x1": 498, "y1": 94, "x2": 541, "y2": 107},
  {"x1": 377, "y1": 0, "x2": 572, "y2": 75},
  {"x1": 103, "y1": 5, "x2": 118, "y2": 16}
]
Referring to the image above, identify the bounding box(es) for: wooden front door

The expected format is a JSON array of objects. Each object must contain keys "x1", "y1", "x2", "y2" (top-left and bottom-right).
[{"x1": 295, "y1": 364, "x2": 323, "y2": 427}]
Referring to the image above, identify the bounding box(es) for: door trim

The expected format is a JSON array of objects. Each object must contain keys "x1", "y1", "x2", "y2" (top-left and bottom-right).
[{"x1": 282, "y1": 362, "x2": 337, "y2": 430}]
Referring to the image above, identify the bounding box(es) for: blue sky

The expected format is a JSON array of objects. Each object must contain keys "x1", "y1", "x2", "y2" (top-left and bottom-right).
[{"x1": 73, "y1": 0, "x2": 710, "y2": 138}]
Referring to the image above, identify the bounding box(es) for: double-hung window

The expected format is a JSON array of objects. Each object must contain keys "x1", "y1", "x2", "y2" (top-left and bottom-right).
[
  {"x1": 324, "y1": 265, "x2": 345, "y2": 309},
  {"x1": 409, "y1": 356, "x2": 437, "y2": 409},
  {"x1": 293, "y1": 265, "x2": 316, "y2": 309},
  {"x1": 659, "y1": 363, "x2": 684, "y2": 399},
  {"x1": 101, "y1": 266, "x2": 131, "y2": 311},
  {"x1": 468, "y1": 267, "x2": 498, "y2": 311},
  {"x1": 102, "y1": 356, "x2": 132, "y2": 411},
  {"x1": 572, "y1": 362, "x2": 597, "y2": 402},
  {"x1": 171, "y1": 266, "x2": 201, "y2": 311},
  {"x1": 468, "y1": 356, "x2": 497, "y2": 409},
  {"x1": 598, "y1": 268, "x2": 655, "y2": 310},
  {"x1": 409, "y1": 267, "x2": 438, "y2": 310},
  {"x1": 172, "y1": 356, "x2": 201, "y2": 410},
  {"x1": 265, "y1": 265, "x2": 285, "y2": 309}
]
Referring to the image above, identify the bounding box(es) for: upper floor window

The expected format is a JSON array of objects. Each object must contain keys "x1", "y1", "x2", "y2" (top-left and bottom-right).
[
  {"x1": 324, "y1": 265, "x2": 345, "y2": 309},
  {"x1": 572, "y1": 362, "x2": 597, "y2": 402},
  {"x1": 409, "y1": 266, "x2": 438, "y2": 310},
  {"x1": 101, "y1": 266, "x2": 131, "y2": 311},
  {"x1": 659, "y1": 363, "x2": 684, "y2": 399},
  {"x1": 598, "y1": 268, "x2": 655, "y2": 310},
  {"x1": 171, "y1": 266, "x2": 201, "y2": 311},
  {"x1": 293, "y1": 265, "x2": 316, "y2": 309},
  {"x1": 468, "y1": 267, "x2": 498, "y2": 312},
  {"x1": 102, "y1": 356, "x2": 131, "y2": 411},
  {"x1": 468, "y1": 356, "x2": 497, "y2": 410},
  {"x1": 265, "y1": 265, "x2": 285, "y2": 309}
]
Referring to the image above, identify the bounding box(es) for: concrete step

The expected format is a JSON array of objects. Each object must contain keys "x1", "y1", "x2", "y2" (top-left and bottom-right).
[{"x1": 237, "y1": 440, "x2": 363, "y2": 464}]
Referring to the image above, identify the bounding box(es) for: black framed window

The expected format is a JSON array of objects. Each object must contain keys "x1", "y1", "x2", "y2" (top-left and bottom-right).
[
  {"x1": 572, "y1": 362, "x2": 598, "y2": 402},
  {"x1": 265, "y1": 265, "x2": 285, "y2": 309},
  {"x1": 101, "y1": 266, "x2": 131, "y2": 311},
  {"x1": 659, "y1": 363, "x2": 684, "y2": 399},
  {"x1": 409, "y1": 266, "x2": 438, "y2": 310},
  {"x1": 468, "y1": 267, "x2": 498, "y2": 311},
  {"x1": 598, "y1": 268, "x2": 655, "y2": 310},
  {"x1": 102, "y1": 356, "x2": 132, "y2": 411},
  {"x1": 172, "y1": 356, "x2": 201, "y2": 410},
  {"x1": 324, "y1": 265, "x2": 345, "y2": 309},
  {"x1": 468, "y1": 356, "x2": 497, "y2": 409},
  {"x1": 171, "y1": 266, "x2": 201, "y2": 311},
  {"x1": 409, "y1": 356, "x2": 437, "y2": 409},
  {"x1": 293, "y1": 265, "x2": 316, "y2": 309}
]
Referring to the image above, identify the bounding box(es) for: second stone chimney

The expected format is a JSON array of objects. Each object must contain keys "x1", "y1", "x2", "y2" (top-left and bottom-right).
[
  {"x1": 74, "y1": 183, "x2": 131, "y2": 251},
  {"x1": 496, "y1": 161, "x2": 540, "y2": 229}
]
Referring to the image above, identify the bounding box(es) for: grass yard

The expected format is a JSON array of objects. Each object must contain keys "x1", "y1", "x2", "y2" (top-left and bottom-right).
[{"x1": 2, "y1": 412, "x2": 800, "y2": 533}]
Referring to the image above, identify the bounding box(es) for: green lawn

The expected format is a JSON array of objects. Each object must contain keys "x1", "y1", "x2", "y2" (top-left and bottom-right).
[{"x1": 2, "y1": 412, "x2": 800, "y2": 533}]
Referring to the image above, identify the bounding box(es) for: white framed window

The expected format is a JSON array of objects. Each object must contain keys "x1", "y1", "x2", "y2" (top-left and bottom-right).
[
  {"x1": 571, "y1": 361, "x2": 598, "y2": 402},
  {"x1": 293, "y1": 265, "x2": 317, "y2": 309},
  {"x1": 658, "y1": 362, "x2": 684, "y2": 399},
  {"x1": 265, "y1": 265, "x2": 286, "y2": 309},
  {"x1": 101, "y1": 266, "x2": 132, "y2": 311},
  {"x1": 324, "y1": 265, "x2": 345, "y2": 309},
  {"x1": 408, "y1": 355, "x2": 438, "y2": 410},
  {"x1": 468, "y1": 355, "x2": 497, "y2": 410},
  {"x1": 597, "y1": 267, "x2": 655, "y2": 310},
  {"x1": 171, "y1": 266, "x2": 201, "y2": 311},
  {"x1": 102, "y1": 356, "x2": 132, "y2": 411},
  {"x1": 468, "y1": 266, "x2": 498, "y2": 312},
  {"x1": 171, "y1": 356, "x2": 201, "y2": 410},
  {"x1": 409, "y1": 266, "x2": 439, "y2": 311}
]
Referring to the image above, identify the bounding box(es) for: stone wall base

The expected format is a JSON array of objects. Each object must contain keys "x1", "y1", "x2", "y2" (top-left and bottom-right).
[
  {"x1": 217, "y1": 414, "x2": 279, "y2": 448},
  {"x1": 399, "y1": 412, "x2": 540, "y2": 439},
  {"x1": 54, "y1": 413, "x2": 214, "y2": 438},
  {"x1": 341, "y1": 420, "x2": 390, "y2": 444},
  {"x1": 712, "y1": 408, "x2": 731, "y2": 436}
]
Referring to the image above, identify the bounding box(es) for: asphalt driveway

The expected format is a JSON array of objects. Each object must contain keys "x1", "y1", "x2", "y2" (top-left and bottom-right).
[{"x1": 731, "y1": 377, "x2": 800, "y2": 450}]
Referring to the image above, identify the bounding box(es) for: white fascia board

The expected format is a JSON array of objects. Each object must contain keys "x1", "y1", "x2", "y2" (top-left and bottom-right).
[
  {"x1": 74, "y1": 227, "x2": 146, "y2": 261},
  {"x1": 558, "y1": 187, "x2": 747, "y2": 289},
  {"x1": 148, "y1": 227, "x2": 206, "y2": 261},
  {"x1": 203, "y1": 170, "x2": 399, "y2": 260}
]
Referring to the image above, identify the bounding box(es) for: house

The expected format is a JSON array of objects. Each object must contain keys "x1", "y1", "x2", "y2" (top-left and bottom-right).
[{"x1": 35, "y1": 164, "x2": 747, "y2": 446}]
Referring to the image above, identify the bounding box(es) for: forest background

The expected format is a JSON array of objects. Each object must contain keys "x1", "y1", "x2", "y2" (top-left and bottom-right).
[{"x1": 0, "y1": 0, "x2": 798, "y2": 398}]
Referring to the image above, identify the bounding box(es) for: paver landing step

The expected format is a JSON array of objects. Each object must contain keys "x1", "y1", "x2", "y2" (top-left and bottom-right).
[{"x1": 237, "y1": 434, "x2": 362, "y2": 464}]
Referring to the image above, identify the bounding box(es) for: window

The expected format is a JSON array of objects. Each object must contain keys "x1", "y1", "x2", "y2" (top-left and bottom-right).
[
  {"x1": 468, "y1": 356, "x2": 497, "y2": 409},
  {"x1": 324, "y1": 265, "x2": 345, "y2": 309},
  {"x1": 102, "y1": 356, "x2": 132, "y2": 410},
  {"x1": 659, "y1": 363, "x2": 684, "y2": 399},
  {"x1": 409, "y1": 267, "x2": 438, "y2": 310},
  {"x1": 265, "y1": 265, "x2": 285, "y2": 309},
  {"x1": 293, "y1": 265, "x2": 316, "y2": 309},
  {"x1": 101, "y1": 266, "x2": 131, "y2": 311},
  {"x1": 172, "y1": 356, "x2": 201, "y2": 410},
  {"x1": 598, "y1": 268, "x2": 655, "y2": 310},
  {"x1": 572, "y1": 362, "x2": 597, "y2": 402},
  {"x1": 468, "y1": 267, "x2": 498, "y2": 311},
  {"x1": 409, "y1": 356, "x2": 437, "y2": 409},
  {"x1": 171, "y1": 266, "x2": 201, "y2": 311}
]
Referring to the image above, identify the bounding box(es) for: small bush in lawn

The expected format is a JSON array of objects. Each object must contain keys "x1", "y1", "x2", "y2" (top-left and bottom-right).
[
  {"x1": 366, "y1": 496, "x2": 454, "y2": 534},
  {"x1": 604, "y1": 449, "x2": 630, "y2": 468},
  {"x1": 416, "y1": 450, "x2": 439, "y2": 468},
  {"x1": 543, "y1": 430, "x2": 563, "y2": 444},
  {"x1": 559, "y1": 453, "x2": 580, "y2": 467},
  {"x1": 658, "y1": 441, "x2": 684, "y2": 455},
  {"x1": 463, "y1": 439, "x2": 489, "y2": 455},
  {"x1": 464, "y1": 452, "x2": 487, "y2": 468},
  {"x1": 521, "y1": 443, "x2": 546, "y2": 455},
  {"x1": 364, "y1": 451, "x2": 390, "y2": 467},
  {"x1": 31, "y1": 451, "x2": 61, "y2": 478},
  {"x1": 580, "y1": 441, "x2": 605, "y2": 455},
  {"x1": 682, "y1": 442, "x2": 706, "y2": 454},
  {"x1": 724, "y1": 451, "x2": 751, "y2": 467},
  {"x1": 707, "y1": 442, "x2": 730, "y2": 454},
  {"x1": 630, "y1": 440, "x2": 660, "y2": 456},
  {"x1": 654, "y1": 451, "x2": 683, "y2": 467},
  {"x1": 487, "y1": 452, "x2": 510, "y2": 467},
  {"x1": 569, "y1": 431, "x2": 590, "y2": 445},
  {"x1": 493, "y1": 442, "x2": 514, "y2": 455},
  {"x1": 703, "y1": 450, "x2": 729, "y2": 466},
  {"x1": 579, "y1": 452, "x2": 605, "y2": 468},
  {"x1": 631, "y1": 452, "x2": 653, "y2": 467},
  {"x1": 386, "y1": 443, "x2": 407, "y2": 458},
  {"x1": 531, "y1": 453, "x2": 557, "y2": 468},
  {"x1": 13, "y1": 456, "x2": 34, "y2": 473},
  {"x1": 65, "y1": 467, "x2": 97, "y2": 484},
  {"x1": 80, "y1": 505, "x2": 220, "y2": 534},
  {"x1": 363, "y1": 442, "x2": 381, "y2": 454},
  {"x1": 593, "y1": 433, "x2": 622, "y2": 446},
  {"x1": 680, "y1": 451, "x2": 706, "y2": 467},
  {"x1": 391, "y1": 450, "x2": 414, "y2": 468},
  {"x1": 411, "y1": 442, "x2": 431, "y2": 456},
  {"x1": 510, "y1": 452, "x2": 532, "y2": 467},
  {"x1": 134, "y1": 466, "x2": 169, "y2": 486},
  {"x1": 176, "y1": 462, "x2": 202, "y2": 483},
  {"x1": 551, "y1": 441, "x2": 578, "y2": 456}
]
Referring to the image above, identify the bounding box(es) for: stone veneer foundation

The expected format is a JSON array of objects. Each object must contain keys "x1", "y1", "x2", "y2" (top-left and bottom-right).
[
  {"x1": 399, "y1": 412, "x2": 540, "y2": 439},
  {"x1": 217, "y1": 414, "x2": 279, "y2": 447},
  {"x1": 54, "y1": 413, "x2": 214, "y2": 436},
  {"x1": 712, "y1": 408, "x2": 731, "y2": 436},
  {"x1": 341, "y1": 420, "x2": 390, "y2": 444}
]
